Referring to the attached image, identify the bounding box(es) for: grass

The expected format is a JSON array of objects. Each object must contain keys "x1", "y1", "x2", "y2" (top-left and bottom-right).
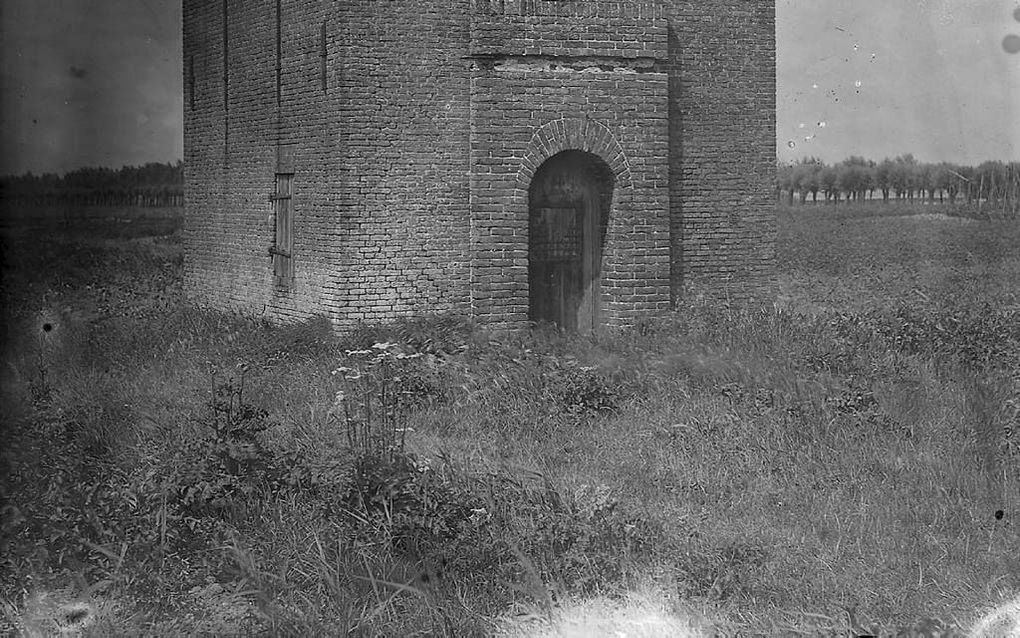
[{"x1": 1, "y1": 201, "x2": 1018, "y2": 635}]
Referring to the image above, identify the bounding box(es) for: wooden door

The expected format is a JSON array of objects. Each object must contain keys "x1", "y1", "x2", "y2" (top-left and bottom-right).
[
  {"x1": 271, "y1": 172, "x2": 294, "y2": 287},
  {"x1": 529, "y1": 205, "x2": 585, "y2": 331}
]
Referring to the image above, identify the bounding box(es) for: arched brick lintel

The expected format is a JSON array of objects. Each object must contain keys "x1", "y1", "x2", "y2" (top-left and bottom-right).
[{"x1": 511, "y1": 117, "x2": 633, "y2": 209}]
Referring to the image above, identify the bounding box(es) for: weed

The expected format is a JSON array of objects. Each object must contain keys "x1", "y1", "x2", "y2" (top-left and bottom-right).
[
  {"x1": 546, "y1": 360, "x2": 619, "y2": 416},
  {"x1": 331, "y1": 341, "x2": 435, "y2": 460},
  {"x1": 2, "y1": 204, "x2": 1019, "y2": 634},
  {"x1": 171, "y1": 373, "x2": 281, "y2": 521}
]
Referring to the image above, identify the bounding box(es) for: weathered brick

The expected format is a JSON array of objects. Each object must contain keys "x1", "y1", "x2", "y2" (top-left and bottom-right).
[{"x1": 183, "y1": 0, "x2": 776, "y2": 332}]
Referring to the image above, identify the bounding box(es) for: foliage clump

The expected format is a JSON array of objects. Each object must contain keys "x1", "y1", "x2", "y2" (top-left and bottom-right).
[{"x1": 170, "y1": 374, "x2": 284, "y2": 521}]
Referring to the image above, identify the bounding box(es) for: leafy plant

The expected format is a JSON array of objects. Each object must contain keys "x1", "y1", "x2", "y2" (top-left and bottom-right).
[
  {"x1": 171, "y1": 372, "x2": 281, "y2": 521},
  {"x1": 330, "y1": 341, "x2": 447, "y2": 461},
  {"x1": 545, "y1": 361, "x2": 619, "y2": 417}
]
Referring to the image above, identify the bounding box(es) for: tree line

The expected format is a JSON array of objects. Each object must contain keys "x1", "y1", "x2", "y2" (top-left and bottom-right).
[
  {"x1": 4, "y1": 156, "x2": 1017, "y2": 212},
  {"x1": 0, "y1": 161, "x2": 184, "y2": 207},
  {"x1": 777, "y1": 155, "x2": 1020, "y2": 211}
]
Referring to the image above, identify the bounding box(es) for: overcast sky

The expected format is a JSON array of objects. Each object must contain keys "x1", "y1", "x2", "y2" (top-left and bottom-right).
[
  {"x1": 0, "y1": 0, "x2": 181, "y2": 175},
  {"x1": 0, "y1": 0, "x2": 1017, "y2": 175},
  {"x1": 778, "y1": 0, "x2": 1020, "y2": 165}
]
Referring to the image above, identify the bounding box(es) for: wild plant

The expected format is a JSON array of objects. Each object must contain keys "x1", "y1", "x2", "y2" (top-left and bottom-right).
[
  {"x1": 171, "y1": 370, "x2": 281, "y2": 522},
  {"x1": 330, "y1": 341, "x2": 427, "y2": 461},
  {"x1": 327, "y1": 343, "x2": 477, "y2": 549}
]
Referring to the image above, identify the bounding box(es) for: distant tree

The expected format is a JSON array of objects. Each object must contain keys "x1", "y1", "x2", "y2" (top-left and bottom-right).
[
  {"x1": 917, "y1": 163, "x2": 935, "y2": 204},
  {"x1": 0, "y1": 160, "x2": 183, "y2": 207},
  {"x1": 874, "y1": 158, "x2": 894, "y2": 202},
  {"x1": 932, "y1": 163, "x2": 955, "y2": 204},
  {"x1": 862, "y1": 160, "x2": 876, "y2": 200},
  {"x1": 835, "y1": 164, "x2": 854, "y2": 203},
  {"x1": 1007, "y1": 162, "x2": 1020, "y2": 215},
  {"x1": 976, "y1": 161, "x2": 1007, "y2": 205},
  {"x1": 955, "y1": 164, "x2": 976, "y2": 204},
  {"x1": 837, "y1": 157, "x2": 872, "y2": 202},
  {"x1": 890, "y1": 154, "x2": 918, "y2": 201},
  {"x1": 777, "y1": 161, "x2": 795, "y2": 204},
  {"x1": 796, "y1": 157, "x2": 824, "y2": 203},
  {"x1": 820, "y1": 165, "x2": 840, "y2": 204}
]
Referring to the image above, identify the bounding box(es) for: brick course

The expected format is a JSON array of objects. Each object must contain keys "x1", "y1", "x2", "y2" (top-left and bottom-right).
[{"x1": 183, "y1": 0, "x2": 776, "y2": 332}]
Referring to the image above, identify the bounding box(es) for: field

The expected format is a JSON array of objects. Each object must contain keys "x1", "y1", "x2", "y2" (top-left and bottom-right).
[{"x1": 1, "y1": 202, "x2": 1018, "y2": 636}]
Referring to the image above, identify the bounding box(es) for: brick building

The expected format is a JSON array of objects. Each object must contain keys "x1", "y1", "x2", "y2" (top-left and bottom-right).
[{"x1": 182, "y1": 0, "x2": 776, "y2": 333}]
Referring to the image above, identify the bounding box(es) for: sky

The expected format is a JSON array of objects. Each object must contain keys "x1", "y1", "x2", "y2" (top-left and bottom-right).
[
  {"x1": 0, "y1": 1, "x2": 1017, "y2": 176},
  {"x1": 0, "y1": 0, "x2": 182, "y2": 175},
  {"x1": 777, "y1": 0, "x2": 1020, "y2": 165}
]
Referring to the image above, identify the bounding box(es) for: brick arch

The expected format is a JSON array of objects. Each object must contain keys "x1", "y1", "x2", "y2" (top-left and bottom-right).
[{"x1": 510, "y1": 117, "x2": 632, "y2": 209}]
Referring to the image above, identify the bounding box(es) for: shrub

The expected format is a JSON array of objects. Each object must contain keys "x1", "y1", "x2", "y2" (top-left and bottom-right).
[
  {"x1": 0, "y1": 405, "x2": 169, "y2": 584},
  {"x1": 544, "y1": 361, "x2": 619, "y2": 417},
  {"x1": 170, "y1": 373, "x2": 283, "y2": 522},
  {"x1": 339, "y1": 452, "x2": 484, "y2": 559},
  {"x1": 869, "y1": 303, "x2": 1020, "y2": 371},
  {"x1": 330, "y1": 341, "x2": 443, "y2": 459},
  {"x1": 323, "y1": 340, "x2": 489, "y2": 565}
]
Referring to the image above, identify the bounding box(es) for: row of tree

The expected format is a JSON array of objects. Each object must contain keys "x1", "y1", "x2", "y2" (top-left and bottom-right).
[
  {"x1": 0, "y1": 161, "x2": 184, "y2": 207},
  {"x1": 4, "y1": 157, "x2": 1018, "y2": 211},
  {"x1": 777, "y1": 155, "x2": 1020, "y2": 209}
]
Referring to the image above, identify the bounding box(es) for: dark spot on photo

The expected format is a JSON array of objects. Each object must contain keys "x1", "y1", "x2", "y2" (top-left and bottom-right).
[{"x1": 1004, "y1": 34, "x2": 1020, "y2": 54}]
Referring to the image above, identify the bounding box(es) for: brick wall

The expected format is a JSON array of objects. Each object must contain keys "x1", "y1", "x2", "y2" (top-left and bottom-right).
[
  {"x1": 468, "y1": 1, "x2": 672, "y2": 330},
  {"x1": 667, "y1": 0, "x2": 778, "y2": 304},
  {"x1": 471, "y1": 0, "x2": 666, "y2": 59},
  {"x1": 327, "y1": 0, "x2": 472, "y2": 327},
  {"x1": 184, "y1": 0, "x2": 472, "y2": 329},
  {"x1": 183, "y1": 0, "x2": 776, "y2": 331}
]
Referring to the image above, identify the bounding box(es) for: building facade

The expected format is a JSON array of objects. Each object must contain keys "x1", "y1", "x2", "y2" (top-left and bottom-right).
[{"x1": 182, "y1": 0, "x2": 776, "y2": 333}]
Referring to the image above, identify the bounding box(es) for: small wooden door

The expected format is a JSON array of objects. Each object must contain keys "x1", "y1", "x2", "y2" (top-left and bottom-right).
[
  {"x1": 527, "y1": 150, "x2": 612, "y2": 333},
  {"x1": 529, "y1": 206, "x2": 581, "y2": 330},
  {"x1": 528, "y1": 203, "x2": 599, "y2": 332},
  {"x1": 271, "y1": 172, "x2": 294, "y2": 287}
]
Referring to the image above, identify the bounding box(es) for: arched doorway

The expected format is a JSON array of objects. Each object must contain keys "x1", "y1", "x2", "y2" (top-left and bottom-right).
[{"x1": 528, "y1": 150, "x2": 614, "y2": 333}]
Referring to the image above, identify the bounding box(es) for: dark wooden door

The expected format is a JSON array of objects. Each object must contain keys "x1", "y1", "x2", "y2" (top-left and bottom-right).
[
  {"x1": 529, "y1": 205, "x2": 587, "y2": 331},
  {"x1": 527, "y1": 150, "x2": 612, "y2": 333},
  {"x1": 271, "y1": 173, "x2": 294, "y2": 287}
]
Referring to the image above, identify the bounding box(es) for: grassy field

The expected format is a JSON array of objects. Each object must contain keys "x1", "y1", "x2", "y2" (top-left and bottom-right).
[{"x1": 1, "y1": 202, "x2": 1018, "y2": 636}]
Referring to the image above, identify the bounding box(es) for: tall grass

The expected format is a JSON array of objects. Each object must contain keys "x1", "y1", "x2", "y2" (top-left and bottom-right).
[{"x1": 1, "y1": 205, "x2": 1018, "y2": 635}]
